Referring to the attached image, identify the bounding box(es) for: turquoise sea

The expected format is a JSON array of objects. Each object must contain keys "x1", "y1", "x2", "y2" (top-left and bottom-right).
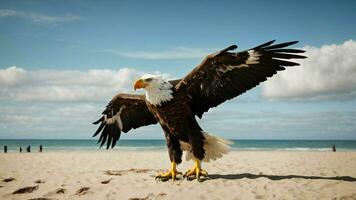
[{"x1": 1, "y1": 139, "x2": 356, "y2": 152}]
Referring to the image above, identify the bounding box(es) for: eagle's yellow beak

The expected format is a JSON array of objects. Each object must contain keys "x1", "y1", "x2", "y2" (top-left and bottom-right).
[{"x1": 134, "y1": 79, "x2": 147, "y2": 90}]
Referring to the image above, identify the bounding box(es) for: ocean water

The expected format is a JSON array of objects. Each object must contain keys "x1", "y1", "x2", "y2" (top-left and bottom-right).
[{"x1": 1, "y1": 139, "x2": 356, "y2": 152}]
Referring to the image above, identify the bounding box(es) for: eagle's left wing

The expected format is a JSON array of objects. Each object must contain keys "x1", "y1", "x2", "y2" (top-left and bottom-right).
[
  {"x1": 176, "y1": 40, "x2": 306, "y2": 118},
  {"x1": 92, "y1": 93, "x2": 157, "y2": 149}
]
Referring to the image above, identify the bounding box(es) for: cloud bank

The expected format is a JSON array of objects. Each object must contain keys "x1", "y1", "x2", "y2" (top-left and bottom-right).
[
  {"x1": 262, "y1": 40, "x2": 356, "y2": 100},
  {"x1": 0, "y1": 9, "x2": 81, "y2": 25},
  {"x1": 0, "y1": 66, "x2": 170, "y2": 138},
  {"x1": 0, "y1": 66, "x2": 145, "y2": 102}
]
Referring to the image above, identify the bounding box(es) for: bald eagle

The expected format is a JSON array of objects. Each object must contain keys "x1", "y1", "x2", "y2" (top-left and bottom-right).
[{"x1": 93, "y1": 40, "x2": 306, "y2": 181}]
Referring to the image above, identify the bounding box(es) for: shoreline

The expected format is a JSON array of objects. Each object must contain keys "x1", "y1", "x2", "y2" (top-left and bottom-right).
[
  {"x1": 2, "y1": 139, "x2": 356, "y2": 153},
  {"x1": 2, "y1": 148, "x2": 356, "y2": 153}
]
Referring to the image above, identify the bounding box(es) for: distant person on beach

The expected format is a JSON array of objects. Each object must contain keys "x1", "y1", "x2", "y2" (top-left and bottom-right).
[
  {"x1": 39, "y1": 145, "x2": 43, "y2": 152},
  {"x1": 26, "y1": 145, "x2": 31, "y2": 152},
  {"x1": 19, "y1": 146, "x2": 22, "y2": 153},
  {"x1": 4, "y1": 145, "x2": 7, "y2": 153},
  {"x1": 332, "y1": 144, "x2": 336, "y2": 152}
]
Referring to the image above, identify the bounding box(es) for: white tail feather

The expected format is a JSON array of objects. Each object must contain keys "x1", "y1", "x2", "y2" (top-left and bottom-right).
[{"x1": 180, "y1": 132, "x2": 232, "y2": 162}]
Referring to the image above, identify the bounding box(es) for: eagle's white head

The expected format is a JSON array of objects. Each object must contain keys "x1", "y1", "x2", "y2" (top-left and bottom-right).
[{"x1": 134, "y1": 74, "x2": 173, "y2": 106}]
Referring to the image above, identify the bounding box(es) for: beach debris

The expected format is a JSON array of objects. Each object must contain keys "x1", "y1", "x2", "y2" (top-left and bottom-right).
[
  {"x1": 34, "y1": 179, "x2": 45, "y2": 184},
  {"x1": 55, "y1": 188, "x2": 66, "y2": 194},
  {"x1": 3, "y1": 177, "x2": 15, "y2": 182},
  {"x1": 101, "y1": 179, "x2": 112, "y2": 184},
  {"x1": 75, "y1": 187, "x2": 90, "y2": 196},
  {"x1": 28, "y1": 198, "x2": 53, "y2": 200},
  {"x1": 13, "y1": 185, "x2": 39, "y2": 194}
]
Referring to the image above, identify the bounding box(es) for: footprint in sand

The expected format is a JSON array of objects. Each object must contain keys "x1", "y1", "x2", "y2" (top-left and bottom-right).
[
  {"x1": 27, "y1": 198, "x2": 53, "y2": 200},
  {"x1": 104, "y1": 171, "x2": 122, "y2": 176},
  {"x1": 129, "y1": 193, "x2": 154, "y2": 200},
  {"x1": 12, "y1": 185, "x2": 39, "y2": 194},
  {"x1": 101, "y1": 179, "x2": 112, "y2": 184},
  {"x1": 157, "y1": 193, "x2": 167, "y2": 197},
  {"x1": 43, "y1": 187, "x2": 66, "y2": 198},
  {"x1": 128, "y1": 169, "x2": 151, "y2": 173},
  {"x1": 129, "y1": 193, "x2": 167, "y2": 200},
  {"x1": 3, "y1": 177, "x2": 15, "y2": 182},
  {"x1": 34, "y1": 180, "x2": 45, "y2": 184},
  {"x1": 75, "y1": 187, "x2": 90, "y2": 196},
  {"x1": 255, "y1": 194, "x2": 266, "y2": 199},
  {"x1": 104, "y1": 169, "x2": 154, "y2": 176},
  {"x1": 55, "y1": 188, "x2": 66, "y2": 194}
]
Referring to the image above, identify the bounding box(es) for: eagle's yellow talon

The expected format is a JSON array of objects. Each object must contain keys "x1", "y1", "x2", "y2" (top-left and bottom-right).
[
  {"x1": 184, "y1": 159, "x2": 208, "y2": 181},
  {"x1": 155, "y1": 161, "x2": 180, "y2": 181}
]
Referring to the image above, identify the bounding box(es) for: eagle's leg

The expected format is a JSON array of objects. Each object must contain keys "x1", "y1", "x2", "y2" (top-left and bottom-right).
[
  {"x1": 184, "y1": 159, "x2": 208, "y2": 181},
  {"x1": 184, "y1": 131, "x2": 207, "y2": 181},
  {"x1": 155, "y1": 132, "x2": 182, "y2": 181},
  {"x1": 155, "y1": 161, "x2": 182, "y2": 181}
]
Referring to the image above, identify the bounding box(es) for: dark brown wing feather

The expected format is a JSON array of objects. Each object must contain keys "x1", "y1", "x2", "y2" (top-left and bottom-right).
[
  {"x1": 93, "y1": 94, "x2": 157, "y2": 149},
  {"x1": 176, "y1": 40, "x2": 306, "y2": 118}
]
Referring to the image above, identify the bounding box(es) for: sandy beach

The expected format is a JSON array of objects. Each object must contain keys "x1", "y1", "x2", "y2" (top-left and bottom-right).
[{"x1": 1, "y1": 151, "x2": 356, "y2": 200}]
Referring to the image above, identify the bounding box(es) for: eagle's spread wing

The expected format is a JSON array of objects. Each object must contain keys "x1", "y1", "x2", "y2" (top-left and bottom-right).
[
  {"x1": 176, "y1": 40, "x2": 306, "y2": 118},
  {"x1": 92, "y1": 93, "x2": 157, "y2": 149}
]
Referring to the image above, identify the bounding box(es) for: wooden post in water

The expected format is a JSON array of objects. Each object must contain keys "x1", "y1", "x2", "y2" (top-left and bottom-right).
[{"x1": 4, "y1": 145, "x2": 7, "y2": 153}]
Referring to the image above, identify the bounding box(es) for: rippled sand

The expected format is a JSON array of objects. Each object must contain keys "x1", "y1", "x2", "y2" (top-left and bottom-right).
[{"x1": 1, "y1": 151, "x2": 356, "y2": 200}]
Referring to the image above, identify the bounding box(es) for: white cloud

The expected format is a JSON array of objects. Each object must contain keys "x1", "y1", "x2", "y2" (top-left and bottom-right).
[
  {"x1": 0, "y1": 66, "x2": 149, "y2": 102},
  {"x1": 262, "y1": 40, "x2": 356, "y2": 100},
  {"x1": 106, "y1": 46, "x2": 216, "y2": 60},
  {"x1": 0, "y1": 9, "x2": 81, "y2": 25},
  {"x1": 0, "y1": 66, "x2": 26, "y2": 86}
]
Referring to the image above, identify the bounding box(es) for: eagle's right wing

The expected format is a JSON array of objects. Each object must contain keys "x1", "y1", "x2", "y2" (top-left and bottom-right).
[
  {"x1": 93, "y1": 93, "x2": 157, "y2": 149},
  {"x1": 176, "y1": 40, "x2": 306, "y2": 118}
]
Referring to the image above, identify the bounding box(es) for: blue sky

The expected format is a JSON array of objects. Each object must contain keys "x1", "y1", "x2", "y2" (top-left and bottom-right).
[{"x1": 1, "y1": 0, "x2": 356, "y2": 140}]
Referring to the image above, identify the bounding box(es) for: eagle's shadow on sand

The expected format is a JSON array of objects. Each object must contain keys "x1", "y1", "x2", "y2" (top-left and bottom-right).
[{"x1": 207, "y1": 173, "x2": 356, "y2": 182}]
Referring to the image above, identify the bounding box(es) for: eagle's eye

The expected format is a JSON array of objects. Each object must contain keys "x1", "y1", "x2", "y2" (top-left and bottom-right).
[{"x1": 145, "y1": 78, "x2": 153, "y2": 82}]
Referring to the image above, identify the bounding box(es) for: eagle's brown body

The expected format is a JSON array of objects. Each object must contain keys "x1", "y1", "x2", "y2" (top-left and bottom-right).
[{"x1": 146, "y1": 85, "x2": 204, "y2": 164}]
